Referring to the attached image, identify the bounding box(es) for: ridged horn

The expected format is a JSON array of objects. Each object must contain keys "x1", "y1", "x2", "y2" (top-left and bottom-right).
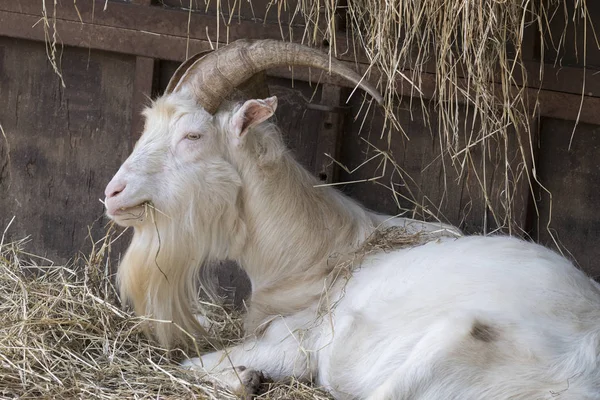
[
  {"x1": 167, "y1": 51, "x2": 270, "y2": 101},
  {"x1": 171, "y1": 39, "x2": 383, "y2": 114},
  {"x1": 165, "y1": 51, "x2": 210, "y2": 95}
]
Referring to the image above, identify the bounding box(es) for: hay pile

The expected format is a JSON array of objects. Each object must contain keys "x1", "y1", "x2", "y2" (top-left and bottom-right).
[
  {"x1": 0, "y1": 223, "x2": 432, "y2": 399},
  {"x1": 0, "y1": 235, "x2": 333, "y2": 399}
]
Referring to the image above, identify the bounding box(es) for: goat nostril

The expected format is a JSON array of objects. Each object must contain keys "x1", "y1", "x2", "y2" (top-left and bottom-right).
[{"x1": 106, "y1": 181, "x2": 127, "y2": 199}]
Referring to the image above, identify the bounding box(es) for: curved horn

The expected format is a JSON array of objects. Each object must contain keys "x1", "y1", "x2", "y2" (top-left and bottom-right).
[
  {"x1": 165, "y1": 51, "x2": 211, "y2": 95},
  {"x1": 167, "y1": 52, "x2": 270, "y2": 101},
  {"x1": 172, "y1": 39, "x2": 383, "y2": 114}
]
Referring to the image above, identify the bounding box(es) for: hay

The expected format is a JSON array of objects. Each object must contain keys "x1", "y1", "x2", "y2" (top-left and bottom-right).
[
  {"x1": 0, "y1": 233, "x2": 337, "y2": 399},
  {"x1": 0, "y1": 236, "x2": 209, "y2": 398},
  {"x1": 291, "y1": 0, "x2": 596, "y2": 237},
  {"x1": 0, "y1": 223, "x2": 434, "y2": 399}
]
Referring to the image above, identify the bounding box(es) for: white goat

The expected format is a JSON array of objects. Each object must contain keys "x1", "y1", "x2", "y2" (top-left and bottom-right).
[{"x1": 104, "y1": 40, "x2": 600, "y2": 399}]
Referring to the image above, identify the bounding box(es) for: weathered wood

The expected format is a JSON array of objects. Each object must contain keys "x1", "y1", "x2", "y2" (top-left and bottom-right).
[
  {"x1": 523, "y1": 62, "x2": 600, "y2": 98},
  {"x1": 0, "y1": 37, "x2": 134, "y2": 262},
  {"x1": 541, "y1": 0, "x2": 600, "y2": 68},
  {"x1": 131, "y1": 56, "x2": 155, "y2": 146},
  {"x1": 0, "y1": 9, "x2": 214, "y2": 62},
  {"x1": 0, "y1": 0, "x2": 308, "y2": 52},
  {"x1": 159, "y1": 0, "x2": 302, "y2": 25},
  {"x1": 10, "y1": 0, "x2": 597, "y2": 99},
  {"x1": 0, "y1": 0, "x2": 345, "y2": 59},
  {"x1": 535, "y1": 118, "x2": 600, "y2": 279},
  {"x1": 313, "y1": 84, "x2": 345, "y2": 183},
  {"x1": 338, "y1": 96, "x2": 536, "y2": 235},
  {"x1": 0, "y1": 1, "x2": 598, "y2": 97}
]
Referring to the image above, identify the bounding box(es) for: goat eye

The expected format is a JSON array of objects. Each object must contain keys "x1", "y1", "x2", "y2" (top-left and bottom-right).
[{"x1": 185, "y1": 133, "x2": 202, "y2": 141}]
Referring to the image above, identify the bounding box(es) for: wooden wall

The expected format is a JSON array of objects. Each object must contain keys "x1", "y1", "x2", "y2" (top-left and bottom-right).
[
  {"x1": 0, "y1": 37, "x2": 134, "y2": 262},
  {"x1": 0, "y1": 0, "x2": 598, "y2": 287},
  {"x1": 536, "y1": 119, "x2": 600, "y2": 273}
]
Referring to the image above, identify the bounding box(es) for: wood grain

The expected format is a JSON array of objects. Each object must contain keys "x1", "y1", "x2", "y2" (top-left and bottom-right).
[{"x1": 0, "y1": 37, "x2": 134, "y2": 262}]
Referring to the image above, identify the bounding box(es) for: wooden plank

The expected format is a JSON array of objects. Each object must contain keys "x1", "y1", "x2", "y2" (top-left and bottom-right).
[
  {"x1": 0, "y1": 9, "x2": 214, "y2": 61},
  {"x1": 159, "y1": 0, "x2": 301, "y2": 24},
  {"x1": 535, "y1": 118, "x2": 600, "y2": 279},
  {"x1": 2, "y1": 7, "x2": 599, "y2": 127},
  {"x1": 536, "y1": 90, "x2": 600, "y2": 126},
  {"x1": 0, "y1": 37, "x2": 134, "y2": 262},
  {"x1": 131, "y1": 56, "x2": 155, "y2": 146},
  {"x1": 523, "y1": 62, "x2": 600, "y2": 98},
  {"x1": 312, "y1": 84, "x2": 345, "y2": 183},
  {"x1": 392, "y1": 68, "x2": 600, "y2": 126},
  {"x1": 0, "y1": 0, "x2": 307, "y2": 49},
  {"x1": 523, "y1": 116, "x2": 540, "y2": 236},
  {"x1": 0, "y1": 0, "x2": 352, "y2": 65},
  {"x1": 509, "y1": 117, "x2": 537, "y2": 235},
  {"x1": 1, "y1": 0, "x2": 354, "y2": 63},
  {"x1": 271, "y1": 66, "x2": 600, "y2": 127},
  {"x1": 337, "y1": 96, "x2": 541, "y2": 235}
]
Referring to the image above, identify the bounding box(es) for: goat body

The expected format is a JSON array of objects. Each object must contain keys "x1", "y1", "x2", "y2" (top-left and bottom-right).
[
  {"x1": 105, "y1": 91, "x2": 600, "y2": 399},
  {"x1": 186, "y1": 235, "x2": 600, "y2": 399}
]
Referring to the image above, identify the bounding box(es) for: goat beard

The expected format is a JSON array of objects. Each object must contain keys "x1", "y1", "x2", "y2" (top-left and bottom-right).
[{"x1": 116, "y1": 201, "x2": 247, "y2": 349}]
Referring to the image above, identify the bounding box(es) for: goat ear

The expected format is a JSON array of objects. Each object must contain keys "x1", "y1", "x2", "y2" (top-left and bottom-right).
[{"x1": 230, "y1": 96, "x2": 278, "y2": 138}]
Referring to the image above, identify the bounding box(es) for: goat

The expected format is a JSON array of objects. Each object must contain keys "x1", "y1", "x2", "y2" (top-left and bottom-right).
[{"x1": 104, "y1": 40, "x2": 600, "y2": 399}]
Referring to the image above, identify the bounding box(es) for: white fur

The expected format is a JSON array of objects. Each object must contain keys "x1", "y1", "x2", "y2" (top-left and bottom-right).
[{"x1": 105, "y1": 91, "x2": 600, "y2": 399}]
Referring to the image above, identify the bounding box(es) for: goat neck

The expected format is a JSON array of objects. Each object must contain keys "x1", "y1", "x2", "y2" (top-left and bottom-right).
[{"x1": 230, "y1": 134, "x2": 375, "y2": 330}]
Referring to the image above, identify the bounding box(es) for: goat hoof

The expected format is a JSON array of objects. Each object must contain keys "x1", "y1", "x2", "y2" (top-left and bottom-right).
[{"x1": 232, "y1": 366, "x2": 264, "y2": 399}]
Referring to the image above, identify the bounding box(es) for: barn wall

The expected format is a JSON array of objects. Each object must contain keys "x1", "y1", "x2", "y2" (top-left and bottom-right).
[
  {"x1": 0, "y1": 37, "x2": 134, "y2": 262},
  {"x1": 0, "y1": 0, "x2": 598, "y2": 285},
  {"x1": 338, "y1": 99, "x2": 532, "y2": 236},
  {"x1": 536, "y1": 119, "x2": 600, "y2": 276}
]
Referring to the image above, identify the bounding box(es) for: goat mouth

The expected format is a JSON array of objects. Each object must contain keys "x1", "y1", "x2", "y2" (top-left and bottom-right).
[
  {"x1": 107, "y1": 202, "x2": 150, "y2": 220},
  {"x1": 114, "y1": 204, "x2": 145, "y2": 215}
]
